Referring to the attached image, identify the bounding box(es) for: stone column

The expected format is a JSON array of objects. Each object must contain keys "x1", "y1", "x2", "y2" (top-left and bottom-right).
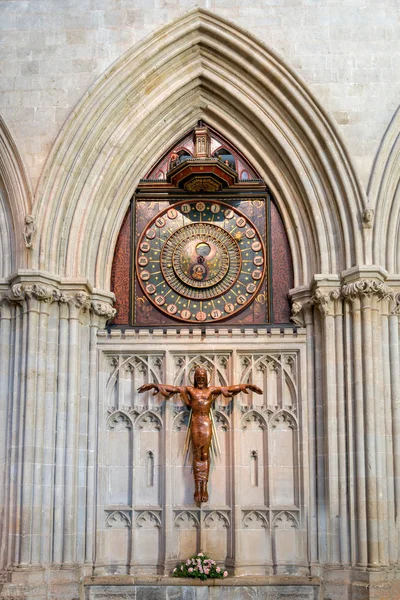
[
  {"x1": 342, "y1": 276, "x2": 394, "y2": 569},
  {"x1": 0, "y1": 299, "x2": 14, "y2": 572},
  {"x1": 0, "y1": 280, "x2": 115, "y2": 600},
  {"x1": 389, "y1": 292, "x2": 400, "y2": 562},
  {"x1": 312, "y1": 286, "x2": 349, "y2": 567},
  {"x1": 291, "y1": 271, "x2": 400, "y2": 600},
  {"x1": 84, "y1": 305, "x2": 115, "y2": 572}
]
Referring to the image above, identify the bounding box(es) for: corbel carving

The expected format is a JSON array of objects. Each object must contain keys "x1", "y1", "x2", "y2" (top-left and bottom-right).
[
  {"x1": 23, "y1": 215, "x2": 36, "y2": 249},
  {"x1": 362, "y1": 208, "x2": 374, "y2": 229},
  {"x1": 290, "y1": 300, "x2": 307, "y2": 326},
  {"x1": 91, "y1": 300, "x2": 116, "y2": 320}
]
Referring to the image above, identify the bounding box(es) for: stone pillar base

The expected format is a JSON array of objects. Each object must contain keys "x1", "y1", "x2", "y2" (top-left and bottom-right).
[
  {"x1": 0, "y1": 567, "x2": 80, "y2": 600},
  {"x1": 83, "y1": 577, "x2": 320, "y2": 600},
  {"x1": 322, "y1": 566, "x2": 400, "y2": 600}
]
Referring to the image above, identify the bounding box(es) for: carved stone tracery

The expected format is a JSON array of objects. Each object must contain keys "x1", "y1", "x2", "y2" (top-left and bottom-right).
[
  {"x1": 105, "y1": 511, "x2": 131, "y2": 529},
  {"x1": 243, "y1": 510, "x2": 269, "y2": 529},
  {"x1": 174, "y1": 510, "x2": 200, "y2": 529},
  {"x1": 135, "y1": 510, "x2": 162, "y2": 529},
  {"x1": 204, "y1": 510, "x2": 230, "y2": 529}
]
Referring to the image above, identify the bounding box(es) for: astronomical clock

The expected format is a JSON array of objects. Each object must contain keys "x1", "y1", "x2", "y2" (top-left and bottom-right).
[{"x1": 111, "y1": 123, "x2": 293, "y2": 326}]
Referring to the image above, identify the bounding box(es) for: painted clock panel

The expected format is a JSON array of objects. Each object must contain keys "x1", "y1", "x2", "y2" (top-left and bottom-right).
[{"x1": 133, "y1": 199, "x2": 268, "y2": 325}]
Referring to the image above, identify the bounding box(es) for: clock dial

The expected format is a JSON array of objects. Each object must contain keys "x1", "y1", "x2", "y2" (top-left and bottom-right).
[{"x1": 135, "y1": 200, "x2": 266, "y2": 323}]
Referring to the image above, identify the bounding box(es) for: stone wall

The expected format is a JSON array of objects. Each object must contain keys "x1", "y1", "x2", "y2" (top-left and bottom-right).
[
  {"x1": 0, "y1": 3, "x2": 400, "y2": 600},
  {"x1": 95, "y1": 331, "x2": 307, "y2": 575},
  {"x1": 0, "y1": 0, "x2": 399, "y2": 190}
]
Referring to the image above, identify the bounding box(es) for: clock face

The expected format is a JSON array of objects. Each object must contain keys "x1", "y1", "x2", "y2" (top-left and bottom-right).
[{"x1": 135, "y1": 200, "x2": 266, "y2": 323}]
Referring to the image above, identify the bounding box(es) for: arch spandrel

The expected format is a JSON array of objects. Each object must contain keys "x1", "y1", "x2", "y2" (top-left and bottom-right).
[{"x1": 33, "y1": 8, "x2": 366, "y2": 292}]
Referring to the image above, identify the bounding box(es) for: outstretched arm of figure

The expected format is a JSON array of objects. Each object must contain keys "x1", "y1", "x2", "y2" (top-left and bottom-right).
[
  {"x1": 137, "y1": 383, "x2": 179, "y2": 399},
  {"x1": 137, "y1": 383, "x2": 191, "y2": 404},
  {"x1": 214, "y1": 383, "x2": 263, "y2": 401}
]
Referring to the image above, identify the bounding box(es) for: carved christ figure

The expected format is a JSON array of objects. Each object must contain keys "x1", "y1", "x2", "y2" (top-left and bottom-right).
[{"x1": 138, "y1": 367, "x2": 262, "y2": 503}]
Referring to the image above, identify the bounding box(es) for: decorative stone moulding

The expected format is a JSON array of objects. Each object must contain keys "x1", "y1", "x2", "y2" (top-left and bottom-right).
[
  {"x1": 341, "y1": 279, "x2": 394, "y2": 301},
  {"x1": 0, "y1": 282, "x2": 116, "y2": 319},
  {"x1": 0, "y1": 116, "x2": 32, "y2": 276},
  {"x1": 392, "y1": 292, "x2": 400, "y2": 315},
  {"x1": 290, "y1": 272, "x2": 397, "y2": 325},
  {"x1": 368, "y1": 105, "x2": 400, "y2": 272}
]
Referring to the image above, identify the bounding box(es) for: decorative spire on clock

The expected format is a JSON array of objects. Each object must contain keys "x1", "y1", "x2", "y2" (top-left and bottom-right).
[{"x1": 194, "y1": 123, "x2": 211, "y2": 158}]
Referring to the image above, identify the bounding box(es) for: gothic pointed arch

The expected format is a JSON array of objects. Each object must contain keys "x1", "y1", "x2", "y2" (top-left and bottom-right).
[
  {"x1": 34, "y1": 8, "x2": 366, "y2": 291},
  {"x1": 368, "y1": 104, "x2": 400, "y2": 273},
  {"x1": 0, "y1": 116, "x2": 32, "y2": 277}
]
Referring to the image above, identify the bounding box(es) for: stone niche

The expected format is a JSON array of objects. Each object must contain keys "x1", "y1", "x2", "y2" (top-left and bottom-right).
[{"x1": 94, "y1": 328, "x2": 308, "y2": 581}]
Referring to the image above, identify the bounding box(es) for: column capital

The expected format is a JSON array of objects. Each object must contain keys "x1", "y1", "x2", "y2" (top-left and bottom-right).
[
  {"x1": 311, "y1": 287, "x2": 341, "y2": 316},
  {"x1": 341, "y1": 279, "x2": 394, "y2": 303},
  {"x1": 290, "y1": 267, "x2": 396, "y2": 322},
  {"x1": 0, "y1": 279, "x2": 116, "y2": 324},
  {"x1": 290, "y1": 280, "x2": 342, "y2": 323},
  {"x1": 391, "y1": 292, "x2": 400, "y2": 316}
]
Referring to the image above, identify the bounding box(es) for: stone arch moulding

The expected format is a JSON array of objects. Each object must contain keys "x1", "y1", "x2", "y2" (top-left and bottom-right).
[
  {"x1": 368, "y1": 104, "x2": 400, "y2": 273},
  {"x1": 34, "y1": 8, "x2": 366, "y2": 293},
  {"x1": 0, "y1": 116, "x2": 32, "y2": 277}
]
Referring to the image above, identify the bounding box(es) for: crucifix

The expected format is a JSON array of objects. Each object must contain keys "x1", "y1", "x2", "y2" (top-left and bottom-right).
[{"x1": 138, "y1": 367, "x2": 262, "y2": 503}]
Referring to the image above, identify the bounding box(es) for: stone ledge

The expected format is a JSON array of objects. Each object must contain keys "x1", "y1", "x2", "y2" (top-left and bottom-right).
[{"x1": 83, "y1": 575, "x2": 320, "y2": 587}]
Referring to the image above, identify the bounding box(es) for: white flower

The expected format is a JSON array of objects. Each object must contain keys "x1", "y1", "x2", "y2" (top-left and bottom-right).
[{"x1": 223, "y1": 571, "x2": 228, "y2": 577}]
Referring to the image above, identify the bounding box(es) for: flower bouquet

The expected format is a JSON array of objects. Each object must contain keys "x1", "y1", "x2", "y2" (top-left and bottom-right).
[{"x1": 172, "y1": 552, "x2": 228, "y2": 581}]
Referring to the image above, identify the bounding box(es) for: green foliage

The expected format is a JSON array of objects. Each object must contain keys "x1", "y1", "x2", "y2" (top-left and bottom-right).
[{"x1": 172, "y1": 553, "x2": 228, "y2": 581}]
